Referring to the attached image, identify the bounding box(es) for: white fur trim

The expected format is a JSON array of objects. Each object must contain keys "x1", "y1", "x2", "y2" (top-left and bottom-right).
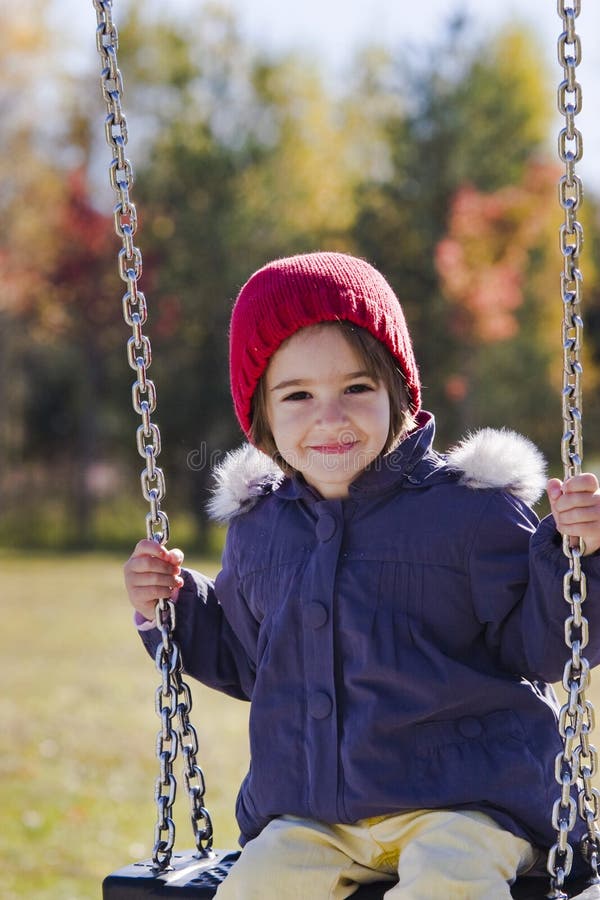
[
  {"x1": 208, "y1": 429, "x2": 547, "y2": 522},
  {"x1": 446, "y1": 428, "x2": 547, "y2": 505},
  {"x1": 207, "y1": 444, "x2": 283, "y2": 523}
]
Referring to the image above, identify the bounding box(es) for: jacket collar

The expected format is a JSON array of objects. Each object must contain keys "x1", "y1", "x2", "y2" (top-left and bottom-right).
[{"x1": 208, "y1": 413, "x2": 547, "y2": 522}]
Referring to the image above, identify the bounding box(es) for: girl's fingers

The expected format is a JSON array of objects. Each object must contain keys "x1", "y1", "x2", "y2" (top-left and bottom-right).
[
  {"x1": 125, "y1": 542, "x2": 185, "y2": 619},
  {"x1": 131, "y1": 587, "x2": 177, "y2": 605},
  {"x1": 563, "y1": 473, "x2": 599, "y2": 494},
  {"x1": 549, "y1": 476, "x2": 599, "y2": 511},
  {"x1": 166, "y1": 548, "x2": 184, "y2": 565},
  {"x1": 546, "y1": 478, "x2": 563, "y2": 502},
  {"x1": 558, "y1": 493, "x2": 598, "y2": 514},
  {"x1": 557, "y1": 510, "x2": 598, "y2": 532},
  {"x1": 131, "y1": 538, "x2": 169, "y2": 558},
  {"x1": 130, "y1": 572, "x2": 184, "y2": 589},
  {"x1": 127, "y1": 570, "x2": 184, "y2": 593},
  {"x1": 128, "y1": 579, "x2": 183, "y2": 614},
  {"x1": 126, "y1": 544, "x2": 183, "y2": 573},
  {"x1": 128, "y1": 557, "x2": 178, "y2": 577}
]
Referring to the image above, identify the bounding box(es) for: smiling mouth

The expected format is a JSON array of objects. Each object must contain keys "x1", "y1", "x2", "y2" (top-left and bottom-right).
[{"x1": 309, "y1": 442, "x2": 358, "y2": 455}]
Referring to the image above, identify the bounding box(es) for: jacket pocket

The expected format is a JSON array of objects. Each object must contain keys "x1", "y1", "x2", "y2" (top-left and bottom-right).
[{"x1": 411, "y1": 709, "x2": 550, "y2": 841}]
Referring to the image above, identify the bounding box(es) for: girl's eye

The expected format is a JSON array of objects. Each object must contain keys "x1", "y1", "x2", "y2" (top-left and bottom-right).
[
  {"x1": 345, "y1": 383, "x2": 374, "y2": 394},
  {"x1": 283, "y1": 390, "x2": 312, "y2": 402}
]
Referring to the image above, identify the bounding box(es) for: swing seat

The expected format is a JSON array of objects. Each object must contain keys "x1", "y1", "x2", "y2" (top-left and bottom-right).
[
  {"x1": 102, "y1": 848, "x2": 600, "y2": 899},
  {"x1": 102, "y1": 850, "x2": 240, "y2": 898}
]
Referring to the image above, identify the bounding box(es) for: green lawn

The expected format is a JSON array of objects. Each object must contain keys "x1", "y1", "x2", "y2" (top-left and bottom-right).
[
  {"x1": 0, "y1": 553, "x2": 249, "y2": 899},
  {"x1": 2, "y1": 552, "x2": 599, "y2": 898}
]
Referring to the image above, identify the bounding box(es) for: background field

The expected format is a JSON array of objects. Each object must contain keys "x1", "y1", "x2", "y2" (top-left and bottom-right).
[
  {"x1": 1, "y1": 553, "x2": 249, "y2": 900},
  {"x1": 2, "y1": 551, "x2": 599, "y2": 899}
]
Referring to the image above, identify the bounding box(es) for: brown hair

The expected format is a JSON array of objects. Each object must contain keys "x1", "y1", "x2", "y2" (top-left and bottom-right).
[{"x1": 249, "y1": 321, "x2": 417, "y2": 474}]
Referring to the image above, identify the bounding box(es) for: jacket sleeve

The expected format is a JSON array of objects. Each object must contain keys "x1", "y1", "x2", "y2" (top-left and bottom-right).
[
  {"x1": 467, "y1": 490, "x2": 600, "y2": 682},
  {"x1": 139, "y1": 563, "x2": 256, "y2": 701}
]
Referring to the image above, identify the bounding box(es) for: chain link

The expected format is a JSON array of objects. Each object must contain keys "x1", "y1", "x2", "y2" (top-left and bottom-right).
[
  {"x1": 547, "y1": 2, "x2": 600, "y2": 895},
  {"x1": 92, "y1": 0, "x2": 214, "y2": 870}
]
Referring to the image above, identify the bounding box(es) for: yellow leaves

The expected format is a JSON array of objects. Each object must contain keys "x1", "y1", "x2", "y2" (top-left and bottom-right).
[
  {"x1": 237, "y1": 58, "x2": 359, "y2": 248},
  {"x1": 0, "y1": 0, "x2": 51, "y2": 57},
  {"x1": 490, "y1": 25, "x2": 553, "y2": 150}
]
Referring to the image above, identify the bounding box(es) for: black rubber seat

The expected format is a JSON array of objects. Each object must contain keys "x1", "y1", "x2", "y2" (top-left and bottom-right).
[{"x1": 103, "y1": 849, "x2": 600, "y2": 899}]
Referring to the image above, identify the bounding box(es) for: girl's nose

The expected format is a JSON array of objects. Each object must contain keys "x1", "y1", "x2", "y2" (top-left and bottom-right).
[{"x1": 316, "y1": 397, "x2": 348, "y2": 426}]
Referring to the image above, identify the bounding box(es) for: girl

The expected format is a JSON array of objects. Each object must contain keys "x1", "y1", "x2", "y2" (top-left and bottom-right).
[{"x1": 125, "y1": 252, "x2": 600, "y2": 899}]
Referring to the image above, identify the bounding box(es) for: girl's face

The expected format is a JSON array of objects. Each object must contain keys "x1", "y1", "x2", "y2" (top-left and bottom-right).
[{"x1": 265, "y1": 325, "x2": 391, "y2": 499}]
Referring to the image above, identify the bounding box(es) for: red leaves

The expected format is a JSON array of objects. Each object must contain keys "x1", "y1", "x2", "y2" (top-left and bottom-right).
[{"x1": 435, "y1": 162, "x2": 559, "y2": 343}]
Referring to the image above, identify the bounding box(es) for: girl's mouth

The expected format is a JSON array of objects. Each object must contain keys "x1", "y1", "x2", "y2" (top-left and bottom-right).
[{"x1": 309, "y1": 442, "x2": 357, "y2": 455}]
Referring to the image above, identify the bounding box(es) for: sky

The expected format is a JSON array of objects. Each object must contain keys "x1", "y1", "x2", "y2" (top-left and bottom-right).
[{"x1": 70, "y1": 0, "x2": 600, "y2": 191}]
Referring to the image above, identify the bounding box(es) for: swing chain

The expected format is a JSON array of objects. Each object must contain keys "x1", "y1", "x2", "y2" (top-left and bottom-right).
[
  {"x1": 548, "y1": 2, "x2": 600, "y2": 895},
  {"x1": 153, "y1": 601, "x2": 214, "y2": 867},
  {"x1": 93, "y1": 0, "x2": 213, "y2": 870}
]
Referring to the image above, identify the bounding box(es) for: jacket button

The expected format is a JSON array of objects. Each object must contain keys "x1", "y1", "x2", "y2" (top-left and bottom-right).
[
  {"x1": 305, "y1": 602, "x2": 328, "y2": 628},
  {"x1": 458, "y1": 717, "x2": 482, "y2": 738},
  {"x1": 316, "y1": 514, "x2": 336, "y2": 541},
  {"x1": 308, "y1": 691, "x2": 332, "y2": 719}
]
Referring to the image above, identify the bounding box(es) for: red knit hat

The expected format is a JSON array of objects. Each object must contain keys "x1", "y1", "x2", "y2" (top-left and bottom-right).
[{"x1": 230, "y1": 251, "x2": 421, "y2": 438}]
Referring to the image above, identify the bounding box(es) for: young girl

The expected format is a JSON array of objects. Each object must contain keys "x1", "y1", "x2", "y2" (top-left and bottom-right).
[{"x1": 125, "y1": 252, "x2": 600, "y2": 899}]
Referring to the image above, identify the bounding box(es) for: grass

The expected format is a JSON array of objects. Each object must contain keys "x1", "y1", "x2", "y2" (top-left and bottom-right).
[
  {"x1": 0, "y1": 552, "x2": 249, "y2": 899},
  {"x1": 2, "y1": 551, "x2": 599, "y2": 898}
]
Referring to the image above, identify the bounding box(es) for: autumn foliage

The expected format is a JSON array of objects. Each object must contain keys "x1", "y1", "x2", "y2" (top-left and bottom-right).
[
  {"x1": 436, "y1": 162, "x2": 560, "y2": 344},
  {"x1": 1, "y1": 7, "x2": 599, "y2": 547}
]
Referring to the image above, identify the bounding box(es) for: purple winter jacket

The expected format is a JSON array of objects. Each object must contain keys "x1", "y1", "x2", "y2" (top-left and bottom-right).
[{"x1": 139, "y1": 413, "x2": 600, "y2": 856}]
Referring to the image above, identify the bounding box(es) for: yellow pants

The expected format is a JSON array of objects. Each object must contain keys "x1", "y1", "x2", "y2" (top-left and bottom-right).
[{"x1": 215, "y1": 809, "x2": 539, "y2": 899}]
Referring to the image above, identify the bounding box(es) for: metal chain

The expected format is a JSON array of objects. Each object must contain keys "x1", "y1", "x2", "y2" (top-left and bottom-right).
[
  {"x1": 548, "y1": 2, "x2": 600, "y2": 895},
  {"x1": 92, "y1": 0, "x2": 213, "y2": 870}
]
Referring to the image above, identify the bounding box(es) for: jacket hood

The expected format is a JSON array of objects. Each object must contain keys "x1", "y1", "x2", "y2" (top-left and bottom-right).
[
  {"x1": 208, "y1": 444, "x2": 284, "y2": 523},
  {"x1": 208, "y1": 423, "x2": 547, "y2": 523}
]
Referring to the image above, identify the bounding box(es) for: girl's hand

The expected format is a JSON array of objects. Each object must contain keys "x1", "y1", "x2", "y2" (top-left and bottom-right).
[
  {"x1": 547, "y1": 474, "x2": 600, "y2": 556},
  {"x1": 124, "y1": 539, "x2": 185, "y2": 622}
]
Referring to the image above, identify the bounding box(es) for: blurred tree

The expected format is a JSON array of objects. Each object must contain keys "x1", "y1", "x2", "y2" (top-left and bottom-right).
[
  {"x1": 2, "y1": 4, "x2": 599, "y2": 549},
  {"x1": 350, "y1": 19, "x2": 568, "y2": 451},
  {"x1": 0, "y1": 4, "x2": 74, "y2": 538},
  {"x1": 1, "y1": 160, "x2": 130, "y2": 544},
  {"x1": 0, "y1": 3, "x2": 135, "y2": 544},
  {"x1": 435, "y1": 162, "x2": 560, "y2": 448}
]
